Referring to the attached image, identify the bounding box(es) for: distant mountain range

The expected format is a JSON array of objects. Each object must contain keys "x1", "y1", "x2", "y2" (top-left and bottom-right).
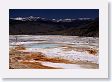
[
  {"x1": 10, "y1": 16, "x2": 93, "y2": 22},
  {"x1": 9, "y1": 16, "x2": 99, "y2": 37}
]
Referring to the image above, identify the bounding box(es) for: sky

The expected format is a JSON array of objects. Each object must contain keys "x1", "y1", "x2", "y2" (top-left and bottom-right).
[{"x1": 9, "y1": 9, "x2": 99, "y2": 19}]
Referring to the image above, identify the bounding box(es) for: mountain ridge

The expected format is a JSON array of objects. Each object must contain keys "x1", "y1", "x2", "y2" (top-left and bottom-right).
[{"x1": 9, "y1": 17, "x2": 99, "y2": 37}]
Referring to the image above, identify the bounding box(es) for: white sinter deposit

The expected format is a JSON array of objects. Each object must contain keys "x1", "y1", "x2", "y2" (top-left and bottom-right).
[{"x1": 10, "y1": 35, "x2": 99, "y2": 65}]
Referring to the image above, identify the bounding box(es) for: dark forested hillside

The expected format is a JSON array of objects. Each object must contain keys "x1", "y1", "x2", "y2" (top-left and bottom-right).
[{"x1": 9, "y1": 17, "x2": 99, "y2": 37}]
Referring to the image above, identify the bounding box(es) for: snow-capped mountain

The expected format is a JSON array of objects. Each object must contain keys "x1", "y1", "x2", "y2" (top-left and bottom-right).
[
  {"x1": 10, "y1": 16, "x2": 93, "y2": 22},
  {"x1": 10, "y1": 16, "x2": 47, "y2": 21},
  {"x1": 9, "y1": 16, "x2": 99, "y2": 37}
]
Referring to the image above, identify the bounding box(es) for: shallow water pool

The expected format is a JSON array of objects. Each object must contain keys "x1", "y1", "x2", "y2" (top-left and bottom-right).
[{"x1": 23, "y1": 43, "x2": 63, "y2": 49}]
